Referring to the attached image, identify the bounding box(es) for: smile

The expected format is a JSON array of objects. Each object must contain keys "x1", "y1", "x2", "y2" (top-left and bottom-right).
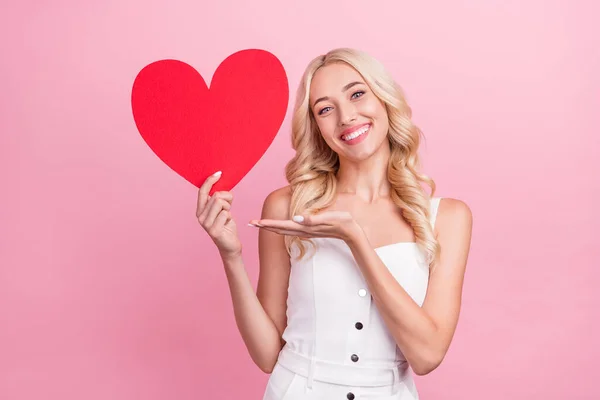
[{"x1": 341, "y1": 124, "x2": 371, "y2": 143}]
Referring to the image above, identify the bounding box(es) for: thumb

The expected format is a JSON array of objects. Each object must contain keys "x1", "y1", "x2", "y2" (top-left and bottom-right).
[
  {"x1": 292, "y1": 215, "x2": 306, "y2": 224},
  {"x1": 293, "y1": 212, "x2": 328, "y2": 225}
]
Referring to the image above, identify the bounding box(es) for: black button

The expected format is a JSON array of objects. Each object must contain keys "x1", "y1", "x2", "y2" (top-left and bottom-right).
[
  {"x1": 351, "y1": 354, "x2": 359, "y2": 362},
  {"x1": 347, "y1": 393, "x2": 355, "y2": 400},
  {"x1": 355, "y1": 322, "x2": 363, "y2": 330}
]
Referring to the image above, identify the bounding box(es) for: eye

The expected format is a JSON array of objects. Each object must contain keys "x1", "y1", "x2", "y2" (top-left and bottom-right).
[
  {"x1": 318, "y1": 106, "x2": 332, "y2": 115},
  {"x1": 351, "y1": 90, "x2": 365, "y2": 99}
]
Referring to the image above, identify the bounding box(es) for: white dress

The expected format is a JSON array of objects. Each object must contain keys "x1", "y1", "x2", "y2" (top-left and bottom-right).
[{"x1": 262, "y1": 197, "x2": 442, "y2": 400}]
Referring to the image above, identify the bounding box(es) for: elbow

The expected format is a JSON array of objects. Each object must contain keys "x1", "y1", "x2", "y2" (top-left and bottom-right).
[
  {"x1": 412, "y1": 362, "x2": 439, "y2": 376},
  {"x1": 411, "y1": 351, "x2": 445, "y2": 376},
  {"x1": 252, "y1": 341, "x2": 285, "y2": 374},
  {"x1": 252, "y1": 354, "x2": 277, "y2": 374},
  {"x1": 258, "y1": 362, "x2": 275, "y2": 374},
  {"x1": 252, "y1": 353, "x2": 278, "y2": 374}
]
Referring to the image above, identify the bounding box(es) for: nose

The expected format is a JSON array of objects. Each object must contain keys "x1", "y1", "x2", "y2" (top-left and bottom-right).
[{"x1": 338, "y1": 102, "x2": 357, "y2": 126}]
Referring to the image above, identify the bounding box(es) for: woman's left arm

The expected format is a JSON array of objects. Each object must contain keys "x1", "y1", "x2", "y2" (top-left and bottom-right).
[{"x1": 346, "y1": 198, "x2": 473, "y2": 376}]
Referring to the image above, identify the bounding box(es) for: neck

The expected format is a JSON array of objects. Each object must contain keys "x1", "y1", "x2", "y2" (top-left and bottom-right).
[{"x1": 335, "y1": 145, "x2": 391, "y2": 204}]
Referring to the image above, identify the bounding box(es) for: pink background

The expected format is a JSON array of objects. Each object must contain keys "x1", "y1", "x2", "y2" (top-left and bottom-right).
[{"x1": 1, "y1": 1, "x2": 598, "y2": 399}]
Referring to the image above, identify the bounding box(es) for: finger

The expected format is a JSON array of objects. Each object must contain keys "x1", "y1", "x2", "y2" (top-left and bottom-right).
[
  {"x1": 197, "y1": 171, "x2": 222, "y2": 217},
  {"x1": 213, "y1": 191, "x2": 234, "y2": 204},
  {"x1": 225, "y1": 211, "x2": 233, "y2": 225},
  {"x1": 208, "y1": 209, "x2": 230, "y2": 235},
  {"x1": 198, "y1": 194, "x2": 220, "y2": 225},
  {"x1": 198, "y1": 194, "x2": 214, "y2": 224},
  {"x1": 298, "y1": 211, "x2": 350, "y2": 226},
  {"x1": 204, "y1": 192, "x2": 233, "y2": 219},
  {"x1": 255, "y1": 219, "x2": 302, "y2": 230},
  {"x1": 291, "y1": 214, "x2": 320, "y2": 226},
  {"x1": 203, "y1": 198, "x2": 232, "y2": 228},
  {"x1": 258, "y1": 226, "x2": 314, "y2": 237}
]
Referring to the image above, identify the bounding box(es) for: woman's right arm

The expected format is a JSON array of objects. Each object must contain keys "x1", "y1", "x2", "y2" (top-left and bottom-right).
[
  {"x1": 197, "y1": 174, "x2": 291, "y2": 373},
  {"x1": 223, "y1": 187, "x2": 292, "y2": 373}
]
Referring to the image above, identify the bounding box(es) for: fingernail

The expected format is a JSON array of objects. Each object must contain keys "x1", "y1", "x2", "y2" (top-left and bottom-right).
[
  {"x1": 292, "y1": 215, "x2": 304, "y2": 223},
  {"x1": 212, "y1": 171, "x2": 222, "y2": 177}
]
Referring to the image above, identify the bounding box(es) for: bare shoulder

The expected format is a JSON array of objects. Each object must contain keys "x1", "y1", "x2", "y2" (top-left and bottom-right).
[
  {"x1": 261, "y1": 185, "x2": 293, "y2": 220},
  {"x1": 432, "y1": 197, "x2": 473, "y2": 275},
  {"x1": 436, "y1": 197, "x2": 473, "y2": 236}
]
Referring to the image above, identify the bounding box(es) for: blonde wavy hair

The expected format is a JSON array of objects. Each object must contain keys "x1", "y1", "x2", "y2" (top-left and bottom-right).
[{"x1": 284, "y1": 48, "x2": 441, "y2": 269}]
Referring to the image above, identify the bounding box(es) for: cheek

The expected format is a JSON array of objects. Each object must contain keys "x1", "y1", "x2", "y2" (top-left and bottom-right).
[
  {"x1": 316, "y1": 119, "x2": 337, "y2": 142},
  {"x1": 366, "y1": 101, "x2": 388, "y2": 127},
  {"x1": 363, "y1": 101, "x2": 389, "y2": 138},
  {"x1": 360, "y1": 98, "x2": 385, "y2": 117}
]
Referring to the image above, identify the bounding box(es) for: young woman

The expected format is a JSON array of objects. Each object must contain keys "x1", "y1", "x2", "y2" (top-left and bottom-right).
[{"x1": 196, "y1": 48, "x2": 473, "y2": 399}]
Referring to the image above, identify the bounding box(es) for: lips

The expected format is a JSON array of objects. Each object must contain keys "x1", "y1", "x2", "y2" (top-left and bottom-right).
[{"x1": 340, "y1": 123, "x2": 371, "y2": 139}]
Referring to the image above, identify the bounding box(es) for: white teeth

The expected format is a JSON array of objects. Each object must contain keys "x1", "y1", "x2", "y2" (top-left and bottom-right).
[{"x1": 342, "y1": 125, "x2": 370, "y2": 141}]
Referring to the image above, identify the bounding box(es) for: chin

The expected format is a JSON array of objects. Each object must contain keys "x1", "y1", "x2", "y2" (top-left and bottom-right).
[
  {"x1": 341, "y1": 147, "x2": 377, "y2": 162},
  {"x1": 344, "y1": 137, "x2": 388, "y2": 161}
]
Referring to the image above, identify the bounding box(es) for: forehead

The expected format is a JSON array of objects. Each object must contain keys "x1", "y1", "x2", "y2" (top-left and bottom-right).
[{"x1": 309, "y1": 62, "x2": 365, "y2": 99}]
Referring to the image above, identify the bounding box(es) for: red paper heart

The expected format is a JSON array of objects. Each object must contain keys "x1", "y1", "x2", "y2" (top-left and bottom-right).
[{"x1": 131, "y1": 49, "x2": 289, "y2": 193}]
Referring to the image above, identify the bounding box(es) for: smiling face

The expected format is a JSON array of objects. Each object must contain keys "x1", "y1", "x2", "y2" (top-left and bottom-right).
[{"x1": 309, "y1": 62, "x2": 390, "y2": 162}]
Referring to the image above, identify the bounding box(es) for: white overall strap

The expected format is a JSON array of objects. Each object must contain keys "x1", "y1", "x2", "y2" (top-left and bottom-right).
[{"x1": 430, "y1": 197, "x2": 442, "y2": 229}]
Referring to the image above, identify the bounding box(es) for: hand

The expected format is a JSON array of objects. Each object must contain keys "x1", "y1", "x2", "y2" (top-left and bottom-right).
[
  {"x1": 249, "y1": 210, "x2": 364, "y2": 243},
  {"x1": 196, "y1": 171, "x2": 242, "y2": 259}
]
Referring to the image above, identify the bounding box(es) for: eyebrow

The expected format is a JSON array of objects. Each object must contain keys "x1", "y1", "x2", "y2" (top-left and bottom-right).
[{"x1": 312, "y1": 81, "x2": 364, "y2": 109}]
